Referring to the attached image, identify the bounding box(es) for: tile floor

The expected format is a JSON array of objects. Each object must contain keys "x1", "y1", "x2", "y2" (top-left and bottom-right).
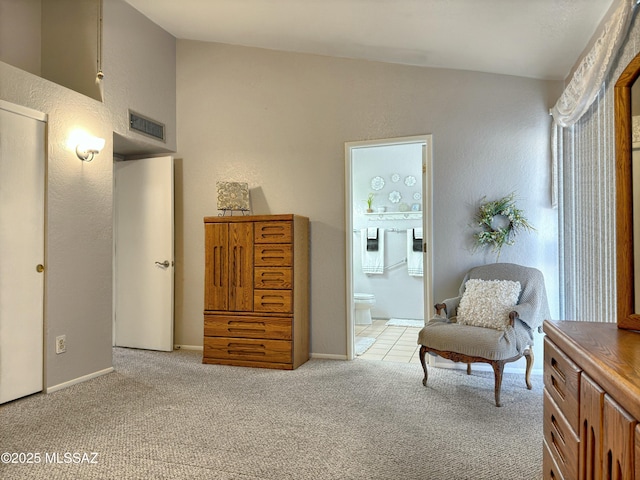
[{"x1": 355, "y1": 319, "x2": 423, "y2": 363}]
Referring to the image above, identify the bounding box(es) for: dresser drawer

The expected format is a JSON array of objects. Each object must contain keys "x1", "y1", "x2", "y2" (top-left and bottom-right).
[
  {"x1": 254, "y1": 244, "x2": 292, "y2": 266},
  {"x1": 254, "y1": 222, "x2": 292, "y2": 243},
  {"x1": 543, "y1": 389, "x2": 579, "y2": 480},
  {"x1": 204, "y1": 315, "x2": 292, "y2": 340},
  {"x1": 204, "y1": 337, "x2": 292, "y2": 363},
  {"x1": 544, "y1": 337, "x2": 581, "y2": 432},
  {"x1": 254, "y1": 290, "x2": 292, "y2": 313},
  {"x1": 254, "y1": 267, "x2": 292, "y2": 289},
  {"x1": 543, "y1": 439, "x2": 566, "y2": 480}
]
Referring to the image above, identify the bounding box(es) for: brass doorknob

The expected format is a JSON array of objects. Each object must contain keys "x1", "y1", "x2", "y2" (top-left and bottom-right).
[{"x1": 36, "y1": 264, "x2": 44, "y2": 273}]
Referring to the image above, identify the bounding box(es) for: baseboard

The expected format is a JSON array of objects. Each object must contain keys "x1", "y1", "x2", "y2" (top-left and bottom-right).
[
  {"x1": 46, "y1": 367, "x2": 114, "y2": 394},
  {"x1": 174, "y1": 345, "x2": 203, "y2": 351},
  {"x1": 310, "y1": 353, "x2": 348, "y2": 360}
]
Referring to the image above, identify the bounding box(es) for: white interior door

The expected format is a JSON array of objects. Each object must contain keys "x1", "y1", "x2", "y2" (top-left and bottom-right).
[
  {"x1": 114, "y1": 156, "x2": 174, "y2": 351},
  {"x1": 0, "y1": 102, "x2": 45, "y2": 404}
]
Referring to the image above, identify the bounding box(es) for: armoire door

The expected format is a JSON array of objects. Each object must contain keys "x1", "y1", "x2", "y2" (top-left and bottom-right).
[
  {"x1": 228, "y1": 222, "x2": 254, "y2": 311},
  {"x1": 204, "y1": 222, "x2": 254, "y2": 312},
  {"x1": 205, "y1": 223, "x2": 229, "y2": 311},
  {"x1": 0, "y1": 101, "x2": 45, "y2": 404}
]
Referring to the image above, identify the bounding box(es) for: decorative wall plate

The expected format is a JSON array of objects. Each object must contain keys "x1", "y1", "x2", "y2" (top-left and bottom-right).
[
  {"x1": 389, "y1": 191, "x2": 402, "y2": 203},
  {"x1": 371, "y1": 176, "x2": 385, "y2": 190},
  {"x1": 404, "y1": 175, "x2": 416, "y2": 187},
  {"x1": 391, "y1": 173, "x2": 400, "y2": 182}
]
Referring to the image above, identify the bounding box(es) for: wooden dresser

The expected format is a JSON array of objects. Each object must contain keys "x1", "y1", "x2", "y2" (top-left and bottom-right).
[
  {"x1": 203, "y1": 214, "x2": 309, "y2": 370},
  {"x1": 543, "y1": 320, "x2": 640, "y2": 479}
]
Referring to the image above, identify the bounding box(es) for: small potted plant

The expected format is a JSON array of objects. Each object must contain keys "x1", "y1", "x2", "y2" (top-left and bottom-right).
[{"x1": 366, "y1": 193, "x2": 374, "y2": 213}]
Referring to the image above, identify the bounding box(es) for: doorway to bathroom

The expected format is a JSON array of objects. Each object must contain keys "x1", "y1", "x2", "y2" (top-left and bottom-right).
[{"x1": 345, "y1": 135, "x2": 433, "y2": 361}]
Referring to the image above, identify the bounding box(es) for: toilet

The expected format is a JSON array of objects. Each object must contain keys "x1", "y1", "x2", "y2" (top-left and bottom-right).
[{"x1": 354, "y1": 293, "x2": 376, "y2": 325}]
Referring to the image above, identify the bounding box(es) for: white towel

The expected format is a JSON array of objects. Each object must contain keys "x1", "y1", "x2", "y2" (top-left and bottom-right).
[
  {"x1": 407, "y1": 228, "x2": 423, "y2": 277},
  {"x1": 361, "y1": 228, "x2": 384, "y2": 274}
]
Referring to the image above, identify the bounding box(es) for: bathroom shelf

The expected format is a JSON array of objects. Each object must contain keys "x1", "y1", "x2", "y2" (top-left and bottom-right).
[{"x1": 365, "y1": 212, "x2": 422, "y2": 220}]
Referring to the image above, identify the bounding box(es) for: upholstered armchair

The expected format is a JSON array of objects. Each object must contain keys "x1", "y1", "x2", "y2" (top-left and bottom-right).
[{"x1": 418, "y1": 263, "x2": 550, "y2": 406}]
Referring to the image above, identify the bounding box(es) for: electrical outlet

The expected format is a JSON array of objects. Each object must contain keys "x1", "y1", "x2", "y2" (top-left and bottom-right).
[{"x1": 56, "y1": 335, "x2": 66, "y2": 354}]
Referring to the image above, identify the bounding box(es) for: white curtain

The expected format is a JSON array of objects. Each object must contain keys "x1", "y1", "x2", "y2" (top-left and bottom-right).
[
  {"x1": 550, "y1": 0, "x2": 637, "y2": 128},
  {"x1": 549, "y1": 0, "x2": 637, "y2": 209},
  {"x1": 553, "y1": 0, "x2": 640, "y2": 322}
]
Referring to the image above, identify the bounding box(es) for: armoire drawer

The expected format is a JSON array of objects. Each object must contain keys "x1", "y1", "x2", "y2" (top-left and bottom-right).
[
  {"x1": 543, "y1": 389, "x2": 579, "y2": 480},
  {"x1": 204, "y1": 337, "x2": 292, "y2": 364},
  {"x1": 204, "y1": 315, "x2": 292, "y2": 340},
  {"x1": 544, "y1": 337, "x2": 581, "y2": 432},
  {"x1": 254, "y1": 222, "x2": 292, "y2": 243},
  {"x1": 254, "y1": 290, "x2": 293, "y2": 313},
  {"x1": 254, "y1": 267, "x2": 292, "y2": 289},
  {"x1": 254, "y1": 244, "x2": 292, "y2": 266}
]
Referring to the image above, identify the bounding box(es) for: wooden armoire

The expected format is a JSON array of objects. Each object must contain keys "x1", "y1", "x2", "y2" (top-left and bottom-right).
[{"x1": 202, "y1": 214, "x2": 310, "y2": 369}]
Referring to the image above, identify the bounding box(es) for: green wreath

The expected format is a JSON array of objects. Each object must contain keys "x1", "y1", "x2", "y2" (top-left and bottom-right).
[{"x1": 473, "y1": 193, "x2": 534, "y2": 258}]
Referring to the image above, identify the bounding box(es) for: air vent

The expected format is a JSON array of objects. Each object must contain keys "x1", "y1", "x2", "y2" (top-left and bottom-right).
[{"x1": 129, "y1": 110, "x2": 165, "y2": 142}]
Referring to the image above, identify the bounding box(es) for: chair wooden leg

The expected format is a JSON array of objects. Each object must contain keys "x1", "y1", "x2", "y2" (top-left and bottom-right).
[
  {"x1": 524, "y1": 348, "x2": 534, "y2": 390},
  {"x1": 419, "y1": 345, "x2": 429, "y2": 386},
  {"x1": 492, "y1": 360, "x2": 505, "y2": 407},
  {"x1": 466, "y1": 363, "x2": 471, "y2": 375}
]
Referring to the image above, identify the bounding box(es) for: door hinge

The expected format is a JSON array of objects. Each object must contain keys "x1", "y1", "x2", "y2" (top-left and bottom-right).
[{"x1": 423, "y1": 242, "x2": 427, "y2": 253}]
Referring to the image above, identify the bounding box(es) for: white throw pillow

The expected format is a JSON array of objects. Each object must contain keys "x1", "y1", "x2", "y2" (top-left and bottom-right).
[{"x1": 457, "y1": 279, "x2": 521, "y2": 330}]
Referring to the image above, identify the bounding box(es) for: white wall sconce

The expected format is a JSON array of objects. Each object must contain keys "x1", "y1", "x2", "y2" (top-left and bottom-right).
[{"x1": 76, "y1": 136, "x2": 105, "y2": 162}]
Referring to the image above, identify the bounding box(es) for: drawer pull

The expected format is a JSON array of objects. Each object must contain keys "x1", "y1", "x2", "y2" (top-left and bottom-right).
[
  {"x1": 550, "y1": 414, "x2": 565, "y2": 443},
  {"x1": 551, "y1": 357, "x2": 566, "y2": 382},
  {"x1": 260, "y1": 272, "x2": 285, "y2": 285},
  {"x1": 262, "y1": 255, "x2": 285, "y2": 261},
  {"x1": 550, "y1": 431, "x2": 566, "y2": 464},
  {"x1": 551, "y1": 375, "x2": 565, "y2": 400},
  {"x1": 228, "y1": 328, "x2": 266, "y2": 335},
  {"x1": 227, "y1": 342, "x2": 266, "y2": 356},
  {"x1": 228, "y1": 350, "x2": 266, "y2": 356},
  {"x1": 228, "y1": 321, "x2": 265, "y2": 327},
  {"x1": 228, "y1": 343, "x2": 265, "y2": 348},
  {"x1": 259, "y1": 227, "x2": 286, "y2": 238}
]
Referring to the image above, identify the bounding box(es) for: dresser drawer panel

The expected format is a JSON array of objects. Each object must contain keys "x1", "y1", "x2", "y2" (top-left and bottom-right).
[
  {"x1": 254, "y1": 222, "x2": 292, "y2": 243},
  {"x1": 254, "y1": 290, "x2": 293, "y2": 313},
  {"x1": 544, "y1": 337, "x2": 581, "y2": 432},
  {"x1": 543, "y1": 439, "x2": 566, "y2": 480},
  {"x1": 254, "y1": 244, "x2": 292, "y2": 266},
  {"x1": 543, "y1": 389, "x2": 579, "y2": 480},
  {"x1": 204, "y1": 315, "x2": 292, "y2": 340},
  {"x1": 204, "y1": 337, "x2": 292, "y2": 363},
  {"x1": 254, "y1": 267, "x2": 292, "y2": 289}
]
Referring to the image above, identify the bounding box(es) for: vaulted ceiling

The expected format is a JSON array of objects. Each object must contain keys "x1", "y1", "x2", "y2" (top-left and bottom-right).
[{"x1": 123, "y1": 0, "x2": 614, "y2": 81}]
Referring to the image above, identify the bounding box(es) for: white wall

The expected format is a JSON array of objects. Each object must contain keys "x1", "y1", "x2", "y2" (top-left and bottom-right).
[
  {"x1": 0, "y1": 61, "x2": 113, "y2": 389},
  {"x1": 103, "y1": 0, "x2": 177, "y2": 155},
  {"x1": 175, "y1": 41, "x2": 562, "y2": 366},
  {"x1": 0, "y1": 0, "x2": 177, "y2": 390},
  {"x1": 0, "y1": 0, "x2": 41, "y2": 76}
]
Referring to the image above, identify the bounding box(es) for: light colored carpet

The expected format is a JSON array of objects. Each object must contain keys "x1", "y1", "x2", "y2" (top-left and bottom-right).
[
  {"x1": 386, "y1": 318, "x2": 425, "y2": 327},
  {"x1": 0, "y1": 348, "x2": 543, "y2": 479},
  {"x1": 355, "y1": 337, "x2": 377, "y2": 355}
]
